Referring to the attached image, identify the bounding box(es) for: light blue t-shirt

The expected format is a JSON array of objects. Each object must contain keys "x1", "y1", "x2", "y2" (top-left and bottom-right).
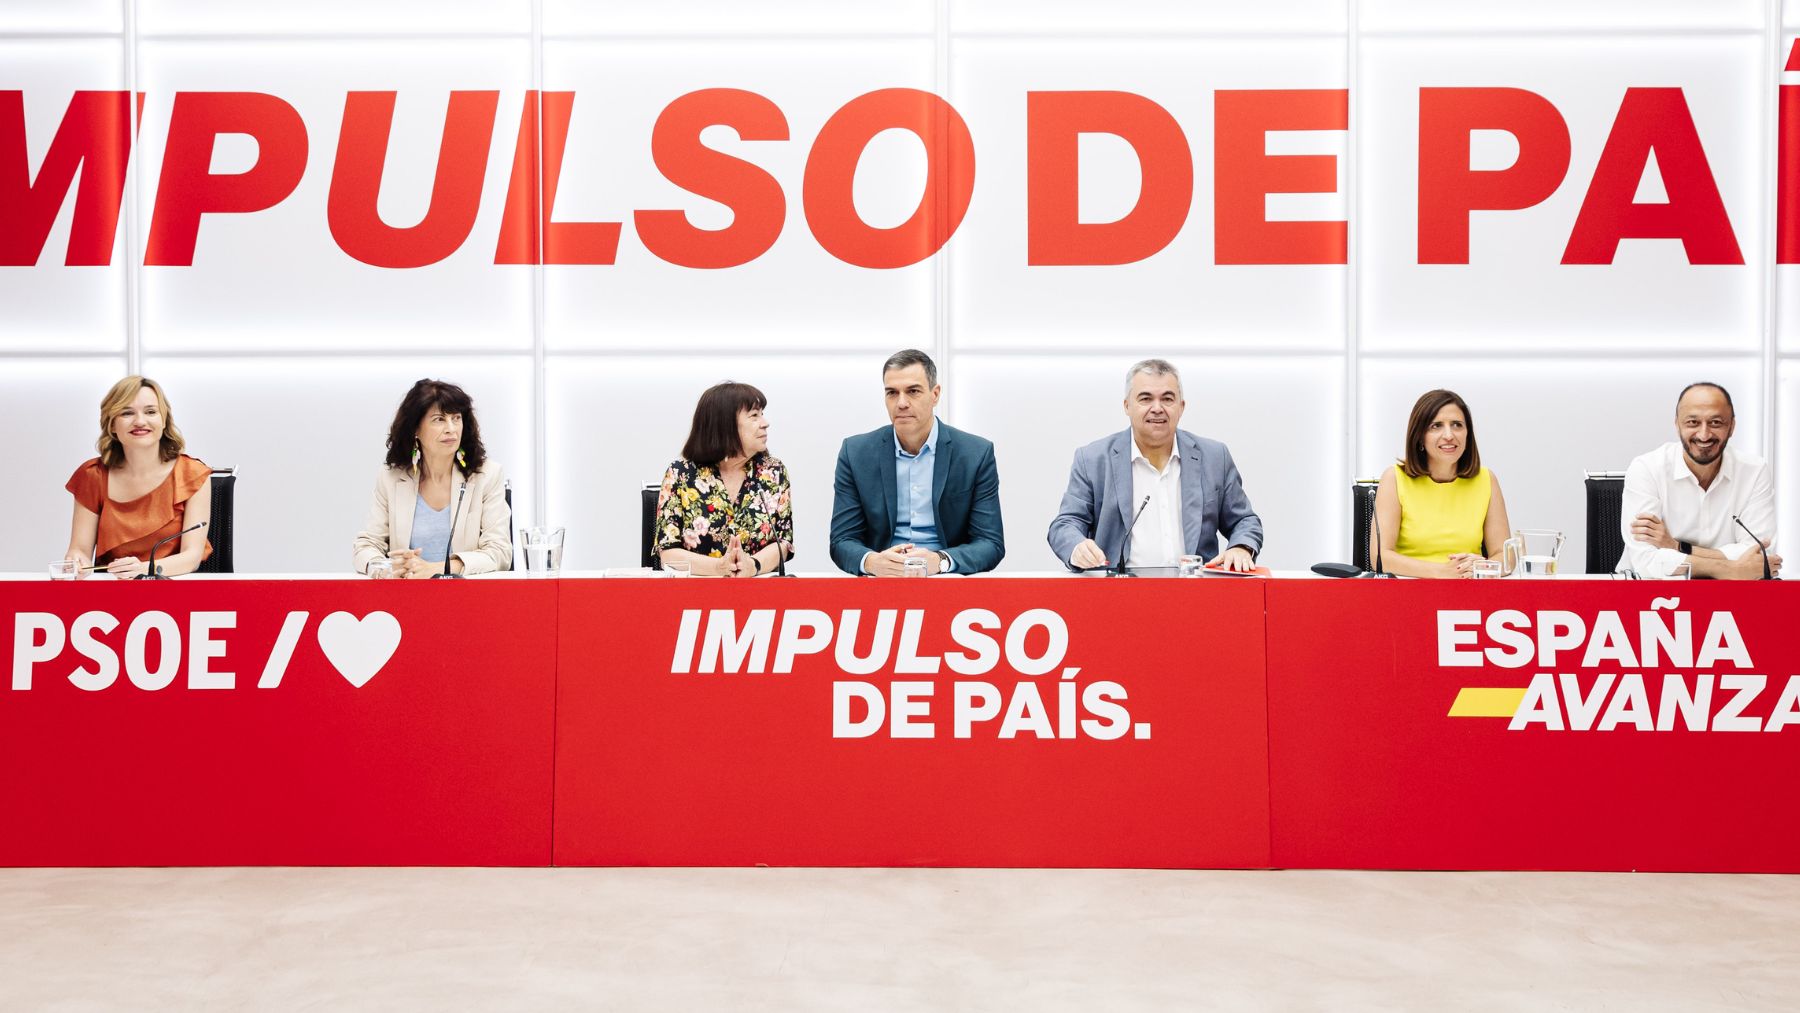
[{"x1": 409, "y1": 493, "x2": 453, "y2": 563}]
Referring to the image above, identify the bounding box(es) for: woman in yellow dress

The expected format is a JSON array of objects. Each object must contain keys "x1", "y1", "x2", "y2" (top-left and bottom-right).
[{"x1": 1371, "y1": 389, "x2": 1511, "y2": 578}]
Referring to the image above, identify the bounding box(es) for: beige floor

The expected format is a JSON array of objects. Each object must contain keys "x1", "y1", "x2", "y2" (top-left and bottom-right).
[{"x1": 0, "y1": 867, "x2": 1794, "y2": 1011}]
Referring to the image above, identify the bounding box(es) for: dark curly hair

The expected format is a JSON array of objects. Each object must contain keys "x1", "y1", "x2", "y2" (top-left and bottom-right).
[{"x1": 383, "y1": 379, "x2": 487, "y2": 475}]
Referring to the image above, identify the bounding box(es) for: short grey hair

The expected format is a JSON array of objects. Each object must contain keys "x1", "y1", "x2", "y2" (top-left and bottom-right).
[
  {"x1": 883, "y1": 348, "x2": 938, "y2": 388},
  {"x1": 1124, "y1": 358, "x2": 1181, "y2": 398}
]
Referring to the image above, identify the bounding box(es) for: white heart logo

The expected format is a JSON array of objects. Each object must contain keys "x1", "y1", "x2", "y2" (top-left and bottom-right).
[{"x1": 316, "y1": 611, "x2": 402, "y2": 689}]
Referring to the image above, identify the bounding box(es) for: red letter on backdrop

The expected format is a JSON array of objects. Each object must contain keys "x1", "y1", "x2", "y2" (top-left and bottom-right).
[
  {"x1": 635, "y1": 88, "x2": 789, "y2": 269},
  {"x1": 494, "y1": 91, "x2": 620, "y2": 265},
  {"x1": 0, "y1": 90, "x2": 132, "y2": 266},
  {"x1": 1417, "y1": 87, "x2": 1569, "y2": 264},
  {"x1": 1214, "y1": 89, "x2": 1347, "y2": 265},
  {"x1": 145, "y1": 92, "x2": 307, "y2": 266},
  {"x1": 1782, "y1": 41, "x2": 1800, "y2": 263},
  {"x1": 802, "y1": 88, "x2": 975, "y2": 269},
  {"x1": 328, "y1": 91, "x2": 498, "y2": 268},
  {"x1": 1027, "y1": 91, "x2": 1192, "y2": 266},
  {"x1": 1562, "y1": 87, "x2": 1743, "y2": 265}
]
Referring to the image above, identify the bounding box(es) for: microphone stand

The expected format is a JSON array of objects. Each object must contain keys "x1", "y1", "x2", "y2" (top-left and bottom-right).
[
  {"x1": 135, "y1": 520, "x2": 207, "y2": 580},
  {"x1": 1360, "y1": 499, "x2": 1397, "y2": 578},
  {"x1": 1112, "y1": 494, "x2": 1153, "y2": 578},
  {"x1": 432, "y1": 480, "x2": 469, "y2": 579},
  {"x1": 1732, "y1": 515, "x2": 1775, "y2": 580}
]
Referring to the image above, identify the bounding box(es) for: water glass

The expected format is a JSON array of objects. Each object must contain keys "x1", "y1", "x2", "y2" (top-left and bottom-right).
[
  {"x1": 47, "y1": 559, "x2": 78, "y2": 580},
  {"x1": 1665, "y1": 561, "x2": 1692, "y2": 580},
  {"x1": 1470, "y1": 559, "x2": 1503, "y2": 580},
  {"x1": 903, "y1": 557, "x2": 930, "y2": 578},
  {"x1": 522, "y1": 526, "x2": 566, "y2": 577},
  {"x1": 664, "y1": 560, "x2": 692, "y2": 578},
  {"x1": 366, "y1": 558, "x2": 394, "y2": 580},
  {"x1": 1178, "y1": 554, "x2": 1206, "y2": 578}
]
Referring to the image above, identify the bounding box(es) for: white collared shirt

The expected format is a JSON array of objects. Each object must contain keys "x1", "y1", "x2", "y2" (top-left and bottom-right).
[
  {"x1": 1128, "y1": 439, "x2": 1184, "y2": 568},
  {"x1": 1618, "y1": 441, "x2": 1776, "y2": 578}
]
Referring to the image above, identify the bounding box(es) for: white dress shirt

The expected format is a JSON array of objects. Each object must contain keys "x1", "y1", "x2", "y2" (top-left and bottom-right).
[
  {"x1": 1618, "y1": 441, "x2": 1776, "y2": 578},
  {"x1": 1127, "y1": 439, "x2": 1185, "y2": 568}
]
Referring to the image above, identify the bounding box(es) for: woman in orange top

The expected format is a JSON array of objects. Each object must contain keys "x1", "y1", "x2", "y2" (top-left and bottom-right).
[{"x1": 63, "y1": 376, "x2": 212, "y2": 578}]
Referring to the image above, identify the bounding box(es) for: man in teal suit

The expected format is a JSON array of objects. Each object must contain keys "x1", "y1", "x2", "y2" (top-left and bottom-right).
[{"x1": 830, "y1": 350, "x2": 1006, "y2": 576}]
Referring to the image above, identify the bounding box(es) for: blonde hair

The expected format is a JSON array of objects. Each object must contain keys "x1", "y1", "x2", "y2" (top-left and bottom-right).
[{"x1": 96, "y1": 376, "x2": 185, "y2": 468}]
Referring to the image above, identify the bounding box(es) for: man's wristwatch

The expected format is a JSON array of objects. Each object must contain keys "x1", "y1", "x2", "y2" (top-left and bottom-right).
[
  {"x1": 1678, "y1": 540, "x2": 1692, "y2": 555},
  {"x1": 936, "y1": 550, "x2": 951, "y2": 573}
]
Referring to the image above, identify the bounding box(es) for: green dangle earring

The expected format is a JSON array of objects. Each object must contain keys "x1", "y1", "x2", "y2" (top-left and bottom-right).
[
  {"x1": 411, "y1": 441, "x2": 421, "y2": 476},
  {"x1": 457, "y1": 447, "x2": 467, "y2": 469}
]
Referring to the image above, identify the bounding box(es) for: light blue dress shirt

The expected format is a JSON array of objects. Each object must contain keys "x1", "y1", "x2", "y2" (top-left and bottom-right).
[
  {"x1": 408, "y1": 492, "x2": 453, "y2": 563},
  {"x1": 894, "y1": 418, "x2": 942, "y2": 553}
]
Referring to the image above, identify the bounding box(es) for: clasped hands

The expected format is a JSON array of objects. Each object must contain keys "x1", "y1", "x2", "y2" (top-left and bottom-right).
[
  {"x1": 374, "y1": 549, "x2": 458, "y2": 579},
  {"x1": 65, "y1": 554, "x2": 147, "y2": 579},
  {"x1": 1068, "y1": 539, "x2": 1255, "y2": 572},
  {"x1": 866, "y1": 542, "x2": 940, "y2": 577}
]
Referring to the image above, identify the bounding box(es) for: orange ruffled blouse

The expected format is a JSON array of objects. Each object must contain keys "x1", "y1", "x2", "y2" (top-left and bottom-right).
[{"x1": 65, "y1": 455, "x2": 213, "y2": 565}]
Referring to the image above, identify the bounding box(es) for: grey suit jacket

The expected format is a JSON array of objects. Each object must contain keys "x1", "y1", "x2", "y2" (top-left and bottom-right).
[
  {"x1": 1046, "y1": 429, "x2": 1263, "y2": 569},
  {"x1": 829, "y1": 420, "x2": 1005, "y2": 575}
]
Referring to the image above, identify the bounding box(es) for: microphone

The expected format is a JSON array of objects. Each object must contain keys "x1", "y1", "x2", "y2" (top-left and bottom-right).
[
  {"x1": 1112, "y1": 494, "x2": 1153, "y2": 578},
  {"x1": 1732, "y1": 514, "x2": 1774, "y2": 580},
  {"x1": 432, "y1": 480, "x2": 469, "y2": 579},
  {"x1": 135, "y1": 520, "x2": 206, "y2": 580},
  {"x1": 775, "y1": 542, "x2": 793, "y2": 577}
]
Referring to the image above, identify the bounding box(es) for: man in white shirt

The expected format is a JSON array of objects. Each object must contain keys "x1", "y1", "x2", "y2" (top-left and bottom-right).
[
  {"x1": 1619, "y1": 382, "x2": 1781, "y2": 579},
  {"x1": 1048, "y1": 359, "x2": 1263, "y2": 572}
]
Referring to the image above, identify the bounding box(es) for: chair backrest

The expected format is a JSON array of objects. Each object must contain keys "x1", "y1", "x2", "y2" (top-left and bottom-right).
[
  {"x1": 1351, "y1": 479, "x2": 1378, "y2": 571},
  {"x1": 641, "y1": 484, "x2": 660, "y2": 569},
  {"x1": 1584, "y1": 471, "x2": 1626, "y2": 574},
  {"x1": 504, "y1": 480, "x2": 515, "y2": 569},
  {"x1": 196, "y1": 467, "x2": 236, "y2": 574}
]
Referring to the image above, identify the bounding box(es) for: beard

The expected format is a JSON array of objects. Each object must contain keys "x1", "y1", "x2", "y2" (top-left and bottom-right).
[{"x1": 1684, "y1": 437, "x2": 1727, "y2": 467}]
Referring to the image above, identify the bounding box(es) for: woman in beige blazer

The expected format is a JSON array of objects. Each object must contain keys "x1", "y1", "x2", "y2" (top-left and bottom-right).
[{"x1": 352, "y1": 379, "x2": 513, "y2": 577}]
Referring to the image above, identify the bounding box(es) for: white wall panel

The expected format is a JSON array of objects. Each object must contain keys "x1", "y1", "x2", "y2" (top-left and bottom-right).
[
  {"x1": 544, "y1": 354, "x2": 888, "y2": 571},
  {"x1": 539, "y1": 39, "x2": 937, "y2": 352},
  {"x1": 137, "y1": 0, "x2": 531, "y2": 36},
  {"x1": 543, "y1": 0, "x2": 932, "y2": 37},
  {"x1": 1358, "y1": 35, "x2": 1763, "y2": 353},
  {"x1": 0, "y1": 41, "x2": 128, "y2": 352},
  {"x1": 133, "y1": 40, "x2": 534, "y2": 352},
  {"x1": 1358, "y1": 358, "x2": 1764, "y2": 574},
  {"x1": 1777, "y1": 361, "x2": 1800, "y2": 562},
  {"x1": 137, "y1": 355, "x2": 534, "y2": 573},
  {"x1": 5, "y1": 358, "x2": 129, "y2": 571},
  {"x1": 952, "y1": 354, "x2": 1346, "y2": 572},
  {"x1": 951, "y1": 0, "x2": 1345, "y2": 35},
  {"x1": 949, "y1": 39, "x2": 1348, "y2": 352},
  {"x1": 0, "y1": 1, "x2": 121, "y2": 34},
  {"x1": 1363, "y1": 0, "x2": 1762, "y2": 34}
]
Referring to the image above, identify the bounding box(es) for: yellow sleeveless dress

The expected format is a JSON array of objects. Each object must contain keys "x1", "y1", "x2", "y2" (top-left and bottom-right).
[{"x1": 1393, "y1": 466, "x2": 1490, "y2": 562}]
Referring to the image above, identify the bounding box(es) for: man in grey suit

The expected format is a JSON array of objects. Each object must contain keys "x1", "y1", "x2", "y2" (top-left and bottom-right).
[
  {"x1": 830, "y1": 349, "x2": 1005, "y2": 576},
  {"x1": 1048, "y1": 359, "x2": 1263, "y2": 572}
]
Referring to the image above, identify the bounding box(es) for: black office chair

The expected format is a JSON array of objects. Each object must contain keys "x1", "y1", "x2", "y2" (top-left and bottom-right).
[
  {"x1": 1351, "y1": 479, "x2": 1378, "y2": 571},
  {"x1": 195, "y1": 467, "x2": 236, "y2": 574},
  {"x1": 504, "y1": 480, "x2": 515, "y2": 569},
  {"x1": 1584, "y1": 471, "x2": 1626, "y2": 574},
  {"x1": 641, "y1": 483, "x2": 661, "y2": 569}
]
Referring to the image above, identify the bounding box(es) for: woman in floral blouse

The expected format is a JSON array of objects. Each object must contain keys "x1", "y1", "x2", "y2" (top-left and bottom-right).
[{"x1": 656, "y1": 381, "x2": 794, "y2": 577}]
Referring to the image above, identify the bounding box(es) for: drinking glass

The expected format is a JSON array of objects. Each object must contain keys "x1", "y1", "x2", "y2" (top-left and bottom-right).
[
  {"x1": 664, "y1": 560, "x2": 692, "y2": 578},
  {"x1": 47, "y1": 559, "x2": 78, "y2": 580},
  {"x1": 1470, "y1": 559, "x2": 1503, "y2": 579},
  {"x1": 522, "y1": 526, "x2": 566, "y2": 577},
  {"x1": 1178, "y1": 554, "x2": 1206, "y2": 577},
  {"x1": 365, "y1": 558, "x2": 394, "y2": 580},
  {"x1": 1665, "y1": 561, "x2": 1692, "y2": 580},
  {"x1": 903, "y1": 557, "x2": 929, "y2": 578}
]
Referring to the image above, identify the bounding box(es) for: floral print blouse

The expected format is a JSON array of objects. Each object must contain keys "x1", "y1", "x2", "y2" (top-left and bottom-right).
[{"x1": 656, "y1": 453, "x2": 795, "y2": 561}]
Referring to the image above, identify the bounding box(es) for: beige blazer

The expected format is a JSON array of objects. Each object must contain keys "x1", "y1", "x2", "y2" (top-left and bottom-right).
[{"x1": 352, "y1": 464, "x2": 513, "y2": 575}]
